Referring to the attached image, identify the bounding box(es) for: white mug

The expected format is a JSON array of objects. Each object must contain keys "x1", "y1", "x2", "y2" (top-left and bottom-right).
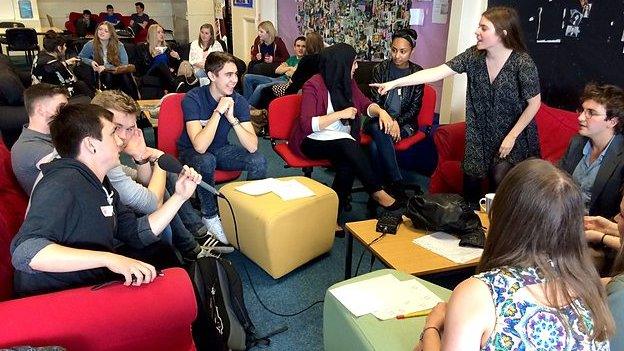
[{"x1": 479, "y1": 193, "x2": 495, "y2": 213}]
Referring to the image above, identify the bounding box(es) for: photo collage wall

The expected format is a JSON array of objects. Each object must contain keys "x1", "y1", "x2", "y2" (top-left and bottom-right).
[{"x1": 295, "y1": 0, "x2": 412, "y2": 61}]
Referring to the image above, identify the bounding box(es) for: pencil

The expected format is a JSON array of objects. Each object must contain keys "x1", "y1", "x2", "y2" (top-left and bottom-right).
[{"x1": 396, "y1": 309, "x2": 432, "y2": 319}]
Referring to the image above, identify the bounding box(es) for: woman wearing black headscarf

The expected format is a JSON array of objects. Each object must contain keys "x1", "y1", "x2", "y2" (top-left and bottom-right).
[{"x1": 289, "y1": 43, "x2": 402, "y2": 214}]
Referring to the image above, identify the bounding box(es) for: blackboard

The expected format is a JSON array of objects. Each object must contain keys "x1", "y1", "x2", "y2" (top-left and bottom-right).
[{"x1": 488, "y1": 0, "x2": 624, "y2": 110}]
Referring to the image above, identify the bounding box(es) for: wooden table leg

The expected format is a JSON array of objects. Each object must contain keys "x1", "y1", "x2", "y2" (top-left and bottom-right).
[{"x1": 345, "y1": 230, "x2": 353, "y2": 280}]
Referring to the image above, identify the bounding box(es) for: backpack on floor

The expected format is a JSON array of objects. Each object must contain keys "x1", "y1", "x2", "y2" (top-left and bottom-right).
[{"x1": 189, "y1": 256, "x2": 271, "y2": 350}]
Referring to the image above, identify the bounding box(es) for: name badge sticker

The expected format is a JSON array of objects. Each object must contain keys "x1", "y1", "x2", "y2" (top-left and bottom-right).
[{"x1": 100, "y1": 205, "x2": 114, "y2": 217}]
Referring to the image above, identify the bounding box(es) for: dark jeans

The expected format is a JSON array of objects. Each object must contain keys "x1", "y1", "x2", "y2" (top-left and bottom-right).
[
  {"x1": 301, "y1": 137, "x2": 382, "y2": 210},
  {"x1": 463, "y1": 160, "x2": 513, "y2": 205},
  {"x1": 179, "y1": 144, "x2": 268, "y2": 218},
  {"x1": 147, "y1": 63, "x2": 176, "y2": 92},
  {"x1": 365, "y1": 118, "x2": 402, "y2": 184},
  {"x1": 165, "y1": 172, "x2": 204, "y2": 233}
]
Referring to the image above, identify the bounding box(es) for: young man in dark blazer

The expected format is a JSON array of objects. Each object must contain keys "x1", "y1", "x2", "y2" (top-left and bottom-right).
[{"x1": 560, "y1": 83, "x2": 624, "y2": 218}]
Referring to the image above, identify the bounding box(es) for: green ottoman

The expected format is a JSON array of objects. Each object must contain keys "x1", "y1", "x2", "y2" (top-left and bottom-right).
[{"x1": 323, "y1": 269, "x2": 452, "y2": 351}]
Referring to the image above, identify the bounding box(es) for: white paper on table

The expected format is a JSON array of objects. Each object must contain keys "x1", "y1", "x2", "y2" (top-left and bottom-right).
[
  {"x1": 329, "y1": 274, "x2": 400, "y2": 317},
  {"x1": 409, "y1": 9, "x2": 425, "y2": 26},
  {"x1": 234, "y1": 178, "x2": 281, "y2": 196},
  {"x1": 413, "y1": 232, "x2": 483, "y2": 264},
  {"x1": 271, "y1": 179, "x2": 316, "y2": 201},
  {"x1": 371, "y1": 280, "x2": 443, "y2": 320},
  {"x1": 330, "y1": 274, "x2": 443, "y2": 320}
]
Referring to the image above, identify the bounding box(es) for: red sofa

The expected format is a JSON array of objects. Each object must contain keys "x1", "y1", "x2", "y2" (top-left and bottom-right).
[
  {"x1": 0, "y1": 139, "x2": 197, "y2": 350},
  {"x1": 64, "y1": 12, "x2": 100, "y2": 35},
  {"x1": 98, "y1": 12, "x2": 132, "y2": 28},
  {"x1": 429, "y1": 104, "x2": 579, "y2": 194}
]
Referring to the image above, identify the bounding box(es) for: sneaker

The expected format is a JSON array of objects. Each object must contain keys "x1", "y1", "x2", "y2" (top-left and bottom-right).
[
  {"x1": 193, "y1": 226, "x2": 209, "y2": 240},
  {"x1": 200, "y1": 236, "x2": 234, "y2": 255},
  {"x1": 202, "y1": 215, "x2": 229, "y2": 244}
]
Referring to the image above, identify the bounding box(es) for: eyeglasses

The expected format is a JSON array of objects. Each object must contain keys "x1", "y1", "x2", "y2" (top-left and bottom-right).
[{"x1": 576, "y1": 107, "x2": 607, "y2": 120}]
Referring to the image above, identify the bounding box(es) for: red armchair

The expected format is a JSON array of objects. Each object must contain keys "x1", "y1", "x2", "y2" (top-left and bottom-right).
[
  {"x1": 64, "y1": 12, "x2": 99, "y2": 35},
  {"x1": 360, "y1": 84, "x2": 436, "y2": 151},
  {"x1": 0, "y1": 139, "x2": 197, "y2": 350},
  {"x1": 429, "y1": 103, "x2": 579, "y2": 194},
  {"x1": 268, "y1": 94, "x2": 331, "y2": 177},
  {"x1": 157, "y1": 93, "x2": 242, "y2": 183}
]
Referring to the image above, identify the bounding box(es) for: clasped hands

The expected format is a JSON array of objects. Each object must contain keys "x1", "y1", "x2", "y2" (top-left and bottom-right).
[{"x1": 216, "y1": 96, "x2": 238, "y2": 124}]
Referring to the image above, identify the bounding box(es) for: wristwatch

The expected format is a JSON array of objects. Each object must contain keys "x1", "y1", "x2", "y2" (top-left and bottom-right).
[{"x1": 231, "y1": 117, "x2": 240, "y2": 126}]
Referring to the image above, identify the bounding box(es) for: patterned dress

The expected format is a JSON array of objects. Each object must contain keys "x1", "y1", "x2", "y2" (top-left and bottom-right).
[
  {"x1": 475, "y1": 266, "x2": 609, "y2": 351},
  {"x1": 446, "y1": 46, "x2": 541, "y2": 178}
]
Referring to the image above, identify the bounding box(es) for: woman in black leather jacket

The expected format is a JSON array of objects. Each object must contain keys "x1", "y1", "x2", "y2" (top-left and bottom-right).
[
  {"x1": 136, "y1": 24, "x2": 181, "y2": 93},
  {"x1": 368, "y1": 28, "x2": 424, "y2": 195}
]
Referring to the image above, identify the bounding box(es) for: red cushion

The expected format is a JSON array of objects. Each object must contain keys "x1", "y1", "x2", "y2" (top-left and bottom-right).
[
  {"x1": 268, "y1": 95, "x2": 303, "y2": 140},
  {"x1": 428, "y1": 103, "x2": 578, "y2": 194},
  {"x1": 274, "y1": 144, "x2": 331, "y2": 168},
  {"x1": 157, "y1": 93, "x2": 241, "y2": 184},
  {"x1": 536, "y1": 104, "x2": 579, "y2": 162},
  {"x1": 157, "y1": 93, "x2": 186, "y2": 157},
  {"x1": 0, "y1": 268, "x2": 196, "y2": 350},
  {"x1": 0, "y1": 140, "x2": 29, "y2": 301}
]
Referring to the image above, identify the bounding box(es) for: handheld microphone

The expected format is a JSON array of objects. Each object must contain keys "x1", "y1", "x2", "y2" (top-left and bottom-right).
[{"x1": 157, "y1": 154, "x2": 223, "y2": 197}]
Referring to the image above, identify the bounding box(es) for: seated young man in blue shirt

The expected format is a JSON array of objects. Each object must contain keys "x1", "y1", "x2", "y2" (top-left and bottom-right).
[
  {"x1": 104, "y1": 4, "x2": 124, "y2": 30},
  {"x1": 178, "y1": 51, "x2": 267, "y2": 244}
]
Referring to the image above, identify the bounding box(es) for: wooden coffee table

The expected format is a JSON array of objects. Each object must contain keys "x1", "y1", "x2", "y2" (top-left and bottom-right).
[{"x1": 344, "y1": 213, "x2": 488, "y2": 279}]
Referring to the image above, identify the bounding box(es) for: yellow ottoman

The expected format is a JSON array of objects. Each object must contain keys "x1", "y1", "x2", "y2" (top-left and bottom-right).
[{"x1": 218, "y1": 176, "x2": 338, "y2": 279}]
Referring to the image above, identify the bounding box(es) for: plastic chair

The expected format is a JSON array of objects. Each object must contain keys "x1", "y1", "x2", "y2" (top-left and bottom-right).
[
  {"x1": 267, "y1": 94, "x2": 331, "y2": 177},
  {"x1": 157, "y1": 93, "x2": 241, "y2": 183},
  {"x1": 0, "y1": 22, "x2": 24, "y2": 55},
  {"x1": 5, "y1": 28, "x2": 39, "y2": 66}
]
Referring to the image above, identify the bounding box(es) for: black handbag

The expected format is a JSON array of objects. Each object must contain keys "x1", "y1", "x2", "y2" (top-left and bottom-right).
[{"x1": 406, "y1": 193, "x2": 486, "y2": 248}]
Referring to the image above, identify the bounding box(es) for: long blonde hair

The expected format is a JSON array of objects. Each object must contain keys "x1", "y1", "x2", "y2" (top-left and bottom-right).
[
  {"x1": 147, "y1": 24, "x2": 166, "y2": 57},
  {"x1": 93, "y1": 21, "x2": 121, "y2": 66},
  {"x1": 258, "y1": 20, "x2": 276, "y2": 45}
]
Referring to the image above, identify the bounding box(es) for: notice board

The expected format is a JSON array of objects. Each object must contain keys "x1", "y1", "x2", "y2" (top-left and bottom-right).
[{"x1": 488, "y1": 0, "x2": 624, "y2": 110}]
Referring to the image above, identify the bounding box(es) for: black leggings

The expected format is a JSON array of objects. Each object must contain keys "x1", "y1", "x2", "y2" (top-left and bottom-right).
[
  {"x1": 301, "y1": 137, "x2": 382, "y2": 210},
  {"x1": 463, "y1": 160, "x2": 513, "y2": 205}
]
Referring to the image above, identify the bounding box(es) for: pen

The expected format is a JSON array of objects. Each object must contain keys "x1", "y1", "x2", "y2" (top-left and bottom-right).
[{"x1": 396, "y1": 309, "x2": 431, "y2": 319}]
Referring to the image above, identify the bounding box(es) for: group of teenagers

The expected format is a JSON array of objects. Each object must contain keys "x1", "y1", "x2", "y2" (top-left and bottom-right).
[
  {"x1": 7, "y1": 4, "x2": 624, "y2": 349},
  {"x1": 32, "y1": 4, "x2": 228, "y2": 102},
  {"x1": 72, "y1": 2, "x2": 151, "y2": 36}
]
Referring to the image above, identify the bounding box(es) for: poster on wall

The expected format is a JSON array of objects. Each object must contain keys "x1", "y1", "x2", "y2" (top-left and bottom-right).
[
  {"x1": 296, "y1": 0, "x2": 412, "y2": 60},
  {"x1": 18, "y1": 0, "x2": 33, "y2": 19},
  {"x1": 431, "y1": 0, "x2": 448, "y2": 24},
  {"x1": 233, "y1": 0, "x2": 253, "y2": 8}
]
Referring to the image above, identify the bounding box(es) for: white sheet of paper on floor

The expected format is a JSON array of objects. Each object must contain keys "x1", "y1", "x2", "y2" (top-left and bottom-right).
[
  {"x1": 329, "y1": 274, "x2": 442, "y2": 320},
  {"x1": 413, "y1": 231, "x2": 483, "y2": 264}
]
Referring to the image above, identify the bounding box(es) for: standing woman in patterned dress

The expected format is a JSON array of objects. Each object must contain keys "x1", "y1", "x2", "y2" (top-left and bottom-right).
[{"x1": 372, "y1": 7, "x2": 541, "y2": 207}]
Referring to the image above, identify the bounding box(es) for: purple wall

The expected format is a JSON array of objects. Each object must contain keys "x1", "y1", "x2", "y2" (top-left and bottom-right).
[{"x1": 277, "y1": 0, "x2": 452, "y2": 111}]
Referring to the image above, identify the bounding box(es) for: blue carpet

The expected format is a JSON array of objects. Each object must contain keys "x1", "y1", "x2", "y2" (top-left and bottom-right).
[{"x1": 218, "y1": 136, "x2": 431, "y2": 350}]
